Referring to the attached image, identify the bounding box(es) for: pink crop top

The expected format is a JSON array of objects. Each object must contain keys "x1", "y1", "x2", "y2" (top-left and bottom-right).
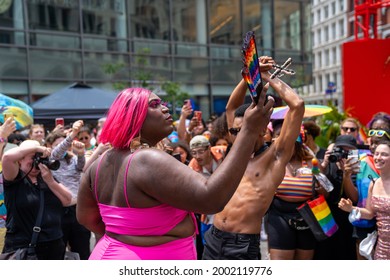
[{"x1": 94, "y1": 151, "x2": 197, "y2": 236}]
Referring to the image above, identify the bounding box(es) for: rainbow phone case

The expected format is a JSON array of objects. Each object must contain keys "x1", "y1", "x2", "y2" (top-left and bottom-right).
[{"x1": 241, "y1": 31, "x2": 263, "y2": 103}]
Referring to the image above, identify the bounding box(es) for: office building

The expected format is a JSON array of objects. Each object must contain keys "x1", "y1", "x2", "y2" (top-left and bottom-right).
[{"x1": 0, "y1": 0, "x2": 312, "y2": 118}]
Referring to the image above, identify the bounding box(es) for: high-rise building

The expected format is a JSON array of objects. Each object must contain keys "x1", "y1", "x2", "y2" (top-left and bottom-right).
[
  {"x1": 307, "y1": 0, "x2": 389, "y2": 110},
  {"x1": 0, "y1": 0, "x2": 312, "y2": 118}
]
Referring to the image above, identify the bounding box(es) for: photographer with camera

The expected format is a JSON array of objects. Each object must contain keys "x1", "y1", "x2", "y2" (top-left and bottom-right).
[
  {"x1": 1, "y1": 140, "x2": 72, "y2": 259},
  {"x1": 314, "y1": 134, "x2": 359, "y2": 260}
]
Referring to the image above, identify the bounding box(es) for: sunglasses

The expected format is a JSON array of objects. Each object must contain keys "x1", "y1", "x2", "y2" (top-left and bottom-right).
[
  {"x1": 368, "y1": 130, "x2": 390, "y2": 138},
  {"x1": 341, "y1": 126, "x2": 357, "y2": 132},
  {"x1": 229, "y1": 127, "x2": 241, "y2": 136},
  {"x1": 79, "y1": 137, "x2": 90, "y2": 141}
]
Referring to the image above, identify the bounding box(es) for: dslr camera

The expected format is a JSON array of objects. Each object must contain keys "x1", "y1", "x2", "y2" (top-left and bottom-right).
[
  {"x1": 329, "y1": 147, "x2": 350, "y2": 163},
  {"x1": 33, "y1": 152, "x2": 60, "y2": 171}
]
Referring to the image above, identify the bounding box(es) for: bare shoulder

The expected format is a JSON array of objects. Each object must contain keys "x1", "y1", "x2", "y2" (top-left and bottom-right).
[
  {"x1": 246, "y1": 146, "x2": 286, "y2": 183},
  {"x1": 131, "y1": 148, "x2": 190, "y2": 179}
]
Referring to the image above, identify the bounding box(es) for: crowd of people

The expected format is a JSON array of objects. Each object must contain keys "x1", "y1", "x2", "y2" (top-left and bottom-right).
[{"x1": 0, "y1": 56, "x2": 389, "y2": 260}]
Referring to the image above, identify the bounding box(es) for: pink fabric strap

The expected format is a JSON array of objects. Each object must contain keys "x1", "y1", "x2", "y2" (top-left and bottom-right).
[{"x1": 124, "y1": 150, "x2": 140, "y2": 208}]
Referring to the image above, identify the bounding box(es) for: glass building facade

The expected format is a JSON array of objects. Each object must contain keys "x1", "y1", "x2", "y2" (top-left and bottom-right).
[{"x1": 0, "y1": 0, "x2": 311, "y2": 117}]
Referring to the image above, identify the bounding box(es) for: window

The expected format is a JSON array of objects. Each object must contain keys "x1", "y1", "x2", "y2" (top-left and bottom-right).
[
  {"x1": 332, "y1": 47, "x2": 336, "y2": 64},
  {"x1": 339, "y1": 0, "x2": 344, "y2": 11},
  {"x1": 129, "y1": 0, "x2": 168, "y2": 40},
  {"x1": 209, "y1": 0, "x2": 241, "y2": 45},
  {"x1": 331, "y1": 22, "x2": 336, "y2": 39},
  {"x1": 274, "y1": 0, "x2": 301, "y2": 50},
  {"x1": 243, "y1": 0, "x2": 272, "y2": 49},
  {"x1": 324, "y1": 26, "x2": 329, "y2": 41},
  {"x1": 27, "y1": 1, "x2": 80, "y2": 32},
  {"x1": 324, "y1": 49, "x2": 329, "y2": 66},
  {"x1": 172, "y1": 0, "x2": 202, "y2": 43}
]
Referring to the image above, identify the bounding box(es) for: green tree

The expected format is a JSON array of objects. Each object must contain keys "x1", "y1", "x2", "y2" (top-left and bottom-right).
[
  {"x1": 103, "y1": 48, "x2": 189, "y2": 120},
  {"x1": 161, "y1": 81, "x2": 189, "y2": 120}
]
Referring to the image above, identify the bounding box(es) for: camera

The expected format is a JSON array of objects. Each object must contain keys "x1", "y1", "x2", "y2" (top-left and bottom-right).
[
  {"x1": 329, "y1": 147, "x2": 350, "y2": 163},
  {"x1": 33, "y1": 152, "x2": 60, "y2": 171}
]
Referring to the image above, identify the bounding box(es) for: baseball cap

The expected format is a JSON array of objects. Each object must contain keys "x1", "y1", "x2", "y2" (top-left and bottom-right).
[
  {"x1": 189, "y1": 135, "x2": 210, "y2": 150},
  {"x1": 334, "y1": 135, "x2": 357, "y2": 149}
]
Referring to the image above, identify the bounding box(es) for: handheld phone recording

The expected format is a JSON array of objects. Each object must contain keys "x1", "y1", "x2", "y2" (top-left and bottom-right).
[
  {"x1": 194, "y1": 111, "x2": 202, "y2": 123},
  {"x1": 172, "y1": 153, "x2": 182, "y2": 162},
  {"x1": 348, "y1": 150, "x2": 360, "y2": 173},
  {"x1": 241, "y1": 31, "x2": 263, "y2": 104},
  {"x1": 55, "y1": 118, "x2": 65, "y2": 126}
]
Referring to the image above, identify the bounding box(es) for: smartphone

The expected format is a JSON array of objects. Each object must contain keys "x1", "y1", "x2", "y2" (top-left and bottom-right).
[
  {"x1": 4, "y1": 113, "x2": 14, "y2": 121},
  {"x1": 348, "y1": 150, "x2": 360, "y2": 173},
  {"x1": 172, "y1": 153, "x2": 182, "y2": 162},
  {"x1": 184, "y1": 99, "x2": 192, "y2": 109},
  {"x1": 55, "y1": 118, "x2": 65, "y2": 126},
  {"x1": 194, "y1": 111, "x2": 202, "y2": 123}
]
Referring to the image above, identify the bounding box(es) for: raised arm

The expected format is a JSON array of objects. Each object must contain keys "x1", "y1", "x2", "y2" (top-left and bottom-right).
[
  {"x1": 176, "y1": 102, "x2": 193, "y2": 143},
  {"x1": 0, "y1": 117, "x2": 16, "y2": 159},
  {"x1": 263, "y1": 69, "x2": 305, "y2": 165},
  {"x1": 51, "y1": 120, "x2": 84, "y2": 160}
]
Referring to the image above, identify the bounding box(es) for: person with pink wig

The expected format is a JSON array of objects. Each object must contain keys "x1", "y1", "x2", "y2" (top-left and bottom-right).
[{"x1": 76, "y1": 87, "x2": 274, "y2": 260}]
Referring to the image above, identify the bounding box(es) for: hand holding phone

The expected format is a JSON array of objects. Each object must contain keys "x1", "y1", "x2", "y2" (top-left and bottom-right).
[
  {"x1": 347, "y1": 150, "x2": 360, "y2": 173},
  {"x1": 194, "y1": 111, "x2": 202, "y2": 124},
  {"x1": 55, "y1": 118, "x2": 65, "y2": 126}
]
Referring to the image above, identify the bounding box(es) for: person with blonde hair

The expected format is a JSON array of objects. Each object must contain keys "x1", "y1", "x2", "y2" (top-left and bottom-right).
[{"x1": 28, "y1": 124, "x2": 46, "y2": 145}]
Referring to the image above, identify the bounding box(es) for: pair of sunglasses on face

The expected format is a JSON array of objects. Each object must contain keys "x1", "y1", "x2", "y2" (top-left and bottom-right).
[
  {"x1": 341, "y1": 126, "x2": 357, "y2": 132},
  {"x1": 229, "y1": 127, "x2": 241, "y2": 136},
  {"x1": 368, "y1": 130, "x2": 390, "y2": 138}
]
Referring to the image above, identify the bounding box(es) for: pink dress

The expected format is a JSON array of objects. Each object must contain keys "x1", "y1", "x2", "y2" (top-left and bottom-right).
[
  {"x1": 371, "y1": 195, "x2": 390, "y2": 260},
  {"x1": 89, "y1": 152, "x2": 197, "y2": 260}
]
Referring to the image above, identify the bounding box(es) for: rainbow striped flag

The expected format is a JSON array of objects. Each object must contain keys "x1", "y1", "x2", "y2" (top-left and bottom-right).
[
  {"x1": 307, "y1": 195, "x2": 338, "y2": 237},
  {"x1": 358, "y1": 127, "x2": 368, "y2": 144},
  {"x1": 297, "y1": 194, "x2": 338, "y2": 241}
]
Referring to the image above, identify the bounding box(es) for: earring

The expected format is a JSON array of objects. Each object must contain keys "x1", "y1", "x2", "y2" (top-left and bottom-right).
[{"x1": 130, "y1": 134, "x2": 149, "y2": 152}]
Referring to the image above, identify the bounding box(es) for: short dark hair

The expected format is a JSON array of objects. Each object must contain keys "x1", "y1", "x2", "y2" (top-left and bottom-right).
[
  {"x1": 234, "y1": 103, "x2": 251, "y2": 118},
  {"x1": 303, "y1": 121, "x2": 321, "y2": 139}
]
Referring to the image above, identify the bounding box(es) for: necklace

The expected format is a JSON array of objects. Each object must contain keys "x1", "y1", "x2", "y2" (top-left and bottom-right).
[{"x1": 288, "y1": 162, "x2": 298, "y2": 177}]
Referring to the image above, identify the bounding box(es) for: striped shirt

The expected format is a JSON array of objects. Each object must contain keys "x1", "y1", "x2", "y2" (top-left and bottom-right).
[{"x1": 275, "y1": 166, "x2": 313, "y2": 200}]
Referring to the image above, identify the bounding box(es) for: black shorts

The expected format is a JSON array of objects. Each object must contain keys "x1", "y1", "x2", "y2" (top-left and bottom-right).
[
  {"x1": 202, "y1": 225, "x2": 261, "y2": 260},
  {"x1": 266, "y1": 197, "x2": 316, "y2": 250}
]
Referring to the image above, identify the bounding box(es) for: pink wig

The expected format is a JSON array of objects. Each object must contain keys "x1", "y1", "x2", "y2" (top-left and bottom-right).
[{"x1": 99, "y1": 88, "x2": 150, "y2": 149}]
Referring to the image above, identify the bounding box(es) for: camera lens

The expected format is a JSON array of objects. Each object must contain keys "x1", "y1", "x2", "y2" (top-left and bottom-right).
[
  {"x1": 328, "y1": 154, "x2": 339, "y2": 163},
  {"x1": 48, "y1": 160, "x2": 60, "y2": 171}
]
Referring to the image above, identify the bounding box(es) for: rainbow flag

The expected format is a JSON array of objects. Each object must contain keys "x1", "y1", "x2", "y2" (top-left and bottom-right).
[
  {"x1": 241, "y1": 31, "x2": 263, "y2": 103},
  {"x1": 297, "y1": 194, "x2": 338, "y2": 241},
  {"x1": 359, "y1": 127, "x2": 368, "y2": 144},
  {"x1": 307, "y1": 195, "x2": 338, "y2": 237}
]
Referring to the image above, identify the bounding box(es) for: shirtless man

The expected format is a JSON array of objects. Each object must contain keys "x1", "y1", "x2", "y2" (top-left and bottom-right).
[{"x1": 202, "y1": 57, "x2": 305, "y2": 260}]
